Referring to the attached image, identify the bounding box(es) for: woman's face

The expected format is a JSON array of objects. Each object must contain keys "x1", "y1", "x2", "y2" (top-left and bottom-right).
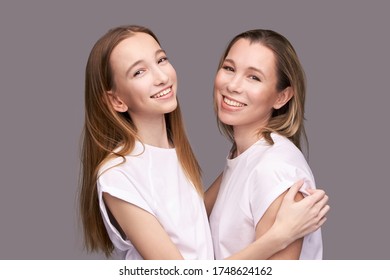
[
  {"x1": 214, "y1": 38, "x2": 284, "y2": 132},
  {"x1": 108, "y1": 32, "x2": 177, "y2": 119}
]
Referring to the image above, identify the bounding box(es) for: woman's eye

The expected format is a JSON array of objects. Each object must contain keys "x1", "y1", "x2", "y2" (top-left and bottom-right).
[
  {"x1": 133, "y1": 70, "x2": 145, "y2": 77},
  {"x1": 222, "y1": 65, "x2": 234, "y2": 72},
  {"x1": 158, "y1": 57, "x2": 168, "y2": 64},
  {"x1": 250, "y1": 75, "x2": 260, "y2": 81}
]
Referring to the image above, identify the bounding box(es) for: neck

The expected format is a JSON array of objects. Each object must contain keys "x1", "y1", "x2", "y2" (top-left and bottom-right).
[
  {"x1": 233, "y1": 124, "x2": 264, "y2": 157},
  {"x1": 132, "y1": 114, "x2": 171, "y2": 148}
]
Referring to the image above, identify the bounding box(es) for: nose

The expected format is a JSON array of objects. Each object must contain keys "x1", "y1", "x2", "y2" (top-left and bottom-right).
[
  {"x1": 226, "y1": 75, "x2": 243, "y2": 94},
  {"x1": 153, "y1": 66, "x2": 169, "y2": 86}
]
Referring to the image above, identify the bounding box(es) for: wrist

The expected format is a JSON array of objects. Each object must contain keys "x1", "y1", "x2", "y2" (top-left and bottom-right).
[{"x1": 267, "y1": 225, "x2": 292, "y2": 251}]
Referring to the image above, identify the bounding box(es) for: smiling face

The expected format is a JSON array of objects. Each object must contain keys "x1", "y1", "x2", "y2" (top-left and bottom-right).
[
  {"x1": 107, "y1": 32, "x2": 178, "y2": 121},
  {"x1": 214, "y1": 38, "x2": 292, "y2": 135}
]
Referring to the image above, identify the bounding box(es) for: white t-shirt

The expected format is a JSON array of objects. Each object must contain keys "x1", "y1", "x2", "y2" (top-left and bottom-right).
[
  {"x1": 97, "y1": 141, "x2": 214, "y2": 260},
  {"x1": 209, "y1": 133, "x2": 323, "y2": 260}
]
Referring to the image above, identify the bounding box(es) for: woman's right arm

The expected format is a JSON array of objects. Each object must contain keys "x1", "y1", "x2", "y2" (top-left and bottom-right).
[
  {"x1": 103, "y1": 193, "x2": 184, "y2": 260},
  {"x1": 225, "y1": 180, "x2": 329, "y2": 260}
]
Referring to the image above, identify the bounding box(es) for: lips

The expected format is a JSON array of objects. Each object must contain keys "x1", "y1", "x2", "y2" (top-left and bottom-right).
[{"x1": 150, "y1": 87, "x2": 172, "y2": 99}]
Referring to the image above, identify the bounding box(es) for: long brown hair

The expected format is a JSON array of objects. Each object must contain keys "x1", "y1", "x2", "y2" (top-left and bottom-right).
[
  {"x1": 79, "y1": 25, "x2": 202, "y2": 257},
  {"x1": 215, "y1": 29, "x2": 307, "y2": 150}
]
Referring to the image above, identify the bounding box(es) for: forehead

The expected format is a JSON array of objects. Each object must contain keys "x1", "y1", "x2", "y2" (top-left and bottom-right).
[
  {"x1": 110, "y1": 32, "x2": 161, "y2": 67},
  {"x1": 227, "y1": 38, "x2": 277, "y2": 75}
]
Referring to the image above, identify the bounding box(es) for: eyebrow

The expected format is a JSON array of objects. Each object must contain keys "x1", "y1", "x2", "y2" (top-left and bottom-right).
[
  {"x1": 125, "y1": 49, "x2": 166, "y2": 76},
  {"x1": 224, "y1": 58, "x2": 266, "y2": 79}
]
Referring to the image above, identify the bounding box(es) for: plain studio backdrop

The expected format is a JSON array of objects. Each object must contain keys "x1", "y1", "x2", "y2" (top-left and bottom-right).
[{"x1": 0, "y1": 0, "x2": 389, "y2": 259}]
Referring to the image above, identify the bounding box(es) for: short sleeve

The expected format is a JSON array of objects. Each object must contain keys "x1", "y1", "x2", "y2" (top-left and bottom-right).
[
  {"x1": 249, "y1": 159, "x2": 315, "y2": 226},
  {"x1": 97, "y1": 168, "x2": 155, "y2": 250},
  {"x1": 98, "y1": 169, "x2": 154, "y2": 214}
]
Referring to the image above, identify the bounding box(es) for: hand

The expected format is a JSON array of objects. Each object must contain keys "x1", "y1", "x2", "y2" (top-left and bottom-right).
[{"x1": 273, "y1": 180, "x2": 330, "y2": 245}]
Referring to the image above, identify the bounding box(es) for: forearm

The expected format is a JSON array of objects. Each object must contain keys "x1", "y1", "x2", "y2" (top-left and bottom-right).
[{"x1": 225, "y1": 226, "x2": 291, "y2": 260}]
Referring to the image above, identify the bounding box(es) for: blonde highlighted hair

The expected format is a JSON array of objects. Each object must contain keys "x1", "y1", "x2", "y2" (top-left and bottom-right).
[
  {"x1": 79, "y1": 25, "x2": 202, "y2": 257},
  {"x1": 215, "y1": 29, "x2": 307, "y2": 150}
]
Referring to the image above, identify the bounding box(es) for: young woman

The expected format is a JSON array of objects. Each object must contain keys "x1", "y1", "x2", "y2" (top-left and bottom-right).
[
  {"x1": 208, "y1": 29, "x2": 324, "y2": 259},
  {"x1": 79, "y1": 25, "x2": 329, "y2": 260}
]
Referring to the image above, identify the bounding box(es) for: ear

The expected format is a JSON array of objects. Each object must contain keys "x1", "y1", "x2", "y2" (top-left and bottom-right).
[
  {"x1": 273, "y1": 86, "x2": 294, "y2": 110},
  {"x1": 107, "y1": 91, "x2": 128, "y2": 113}
]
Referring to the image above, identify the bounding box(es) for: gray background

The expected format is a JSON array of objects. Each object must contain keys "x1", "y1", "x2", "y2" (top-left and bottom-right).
[{"x1": 0, "y1": 0, "x2": 389, "y2": 259}]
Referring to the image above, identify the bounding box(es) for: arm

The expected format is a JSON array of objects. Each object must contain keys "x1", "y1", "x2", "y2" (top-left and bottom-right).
[
  {"x1": 225, "y1": 180, "x2": 329, "y2": 260},
  {"x1": 103, "y1": 193, "x2": 184, "y2": 260},
  {"x1": 273, "y1": 180, "x2": 329, "y2": 240},
  {"x1": 255, "y1": 190, "x2": 304, "y2": 259},
  {"x1": 204, "y1": 172, "x2": 223, "y2": 217}
]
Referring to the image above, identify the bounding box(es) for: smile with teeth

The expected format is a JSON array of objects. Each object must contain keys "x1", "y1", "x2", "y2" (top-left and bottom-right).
[
  {"x1": 223, "y1": 96, "x2": 246, "y2": 107},
  {"x1": 151, "y1": 87, "x2": 172, "y2": 99}
]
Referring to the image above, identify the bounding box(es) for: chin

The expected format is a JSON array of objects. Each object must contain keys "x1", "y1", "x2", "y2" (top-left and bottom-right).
[
  {"x1": 218, "y1": 112, "x2": 235, "y2": 126},
  {"x1": 165, "y1": 101, "x2": 178, "y2": 113}
]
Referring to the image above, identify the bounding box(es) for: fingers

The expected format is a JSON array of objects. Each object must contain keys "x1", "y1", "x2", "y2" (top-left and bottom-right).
[
  {"x1": 306, "y1": 189, "x2": 326, "y2": 206},
  {"x1": 285, "y1": 179, "x2": 304, "y2": 201},
  {"x1": 307, "y1": 211, "x2": 329, "y2": 234},
  {"x1": 312, "y1": 203, "x2": 330, "y2": 231},
  {"x1": 314, "y1": 194, "x2": 329, "y2": 212},
  {"x1": 306, "y1": 188, "x2": 315, "y2": 195},
  {"x1": 317, "y1": 204, "x2": 330, "y2": 220},
  {"x1": 316, "y1": 216, "x2": 327, "y2": 229},
  {"x1": 307, "y1": 187, "x2": 324, "y2": 195}
]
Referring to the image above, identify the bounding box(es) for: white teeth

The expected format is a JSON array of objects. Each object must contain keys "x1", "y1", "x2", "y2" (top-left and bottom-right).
[
  {"x1": 223, "y1": 97, "x2": 245, "y2": 107},
  {"x1": 152, "y1": 88, "x2": 171, "y2": 98}
]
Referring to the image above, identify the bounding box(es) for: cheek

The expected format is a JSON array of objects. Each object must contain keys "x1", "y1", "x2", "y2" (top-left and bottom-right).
[
  {"x1": 214, "y1": 72, "x2": 226, "y2": 92},
  {"x1": 252, "y1": 94, "x2": 278, "y2": 114},
  {"x1": 167, "y1": 65, "x2": 177, "y2": 82},
  {"x1": 213, "y1": 84, "x2": 223, "y2": 105},
  {"x1": 125, "y1": 83, "x2": 149, "y2": 104}
]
